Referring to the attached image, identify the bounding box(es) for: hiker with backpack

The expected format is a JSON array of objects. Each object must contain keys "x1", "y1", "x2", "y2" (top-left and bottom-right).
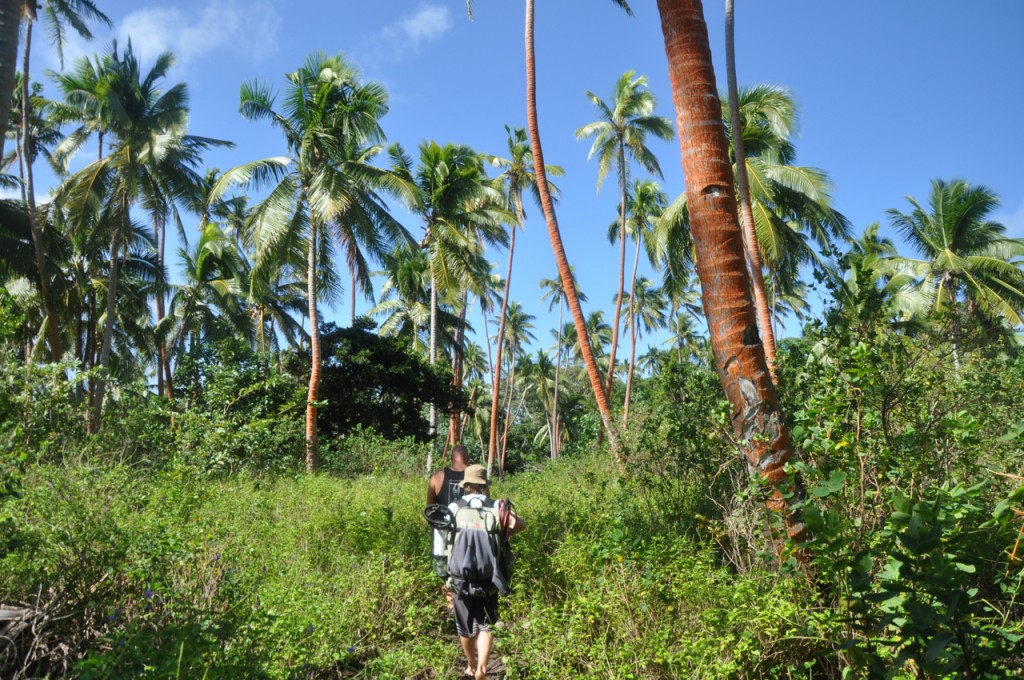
[
  {"x1": 425, "y1": 444, "x2": 468, "y2": 614},
  {"x1": 446, "y1": 464, "x2": 524, "y2": 680}
]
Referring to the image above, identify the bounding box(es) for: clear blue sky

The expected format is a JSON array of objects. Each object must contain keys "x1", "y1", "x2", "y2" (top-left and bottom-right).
[{"x1": 30, "y1": 0, "x2": 1024, "y2": 356}]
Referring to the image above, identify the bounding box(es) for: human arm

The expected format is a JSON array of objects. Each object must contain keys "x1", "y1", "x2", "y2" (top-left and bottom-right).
[{"x1": 426, "y1": 470, "x2": 442, "y2": 506}]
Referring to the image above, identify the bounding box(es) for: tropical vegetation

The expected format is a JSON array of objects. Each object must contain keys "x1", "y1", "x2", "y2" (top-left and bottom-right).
[{"x1": 0, "y1": 0, "x2": 1022, "y2": 678}]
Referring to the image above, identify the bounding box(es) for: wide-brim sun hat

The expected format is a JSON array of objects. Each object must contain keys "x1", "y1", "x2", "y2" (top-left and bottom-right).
[{"x1": 459, "y1": 464, "x2": 489, "y2": 488}]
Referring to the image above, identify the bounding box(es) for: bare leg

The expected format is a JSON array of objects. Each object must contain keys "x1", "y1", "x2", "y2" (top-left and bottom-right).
[
  {"x1": 474, "y1": 630, "x2": 492, "y2": 680},
  {"x1": 459, "y1": 635, "x2": 477, "y2": 677}
]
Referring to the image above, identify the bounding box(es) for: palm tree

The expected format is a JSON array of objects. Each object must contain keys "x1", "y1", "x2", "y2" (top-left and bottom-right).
[
  {"x1": 724, "y1": 85, "x2": 849, "y2": 325},
  {"x1": 18, "y1": 0, "x2": 109, "y2": 361},
  {"x1": 655, "y1": 0, "x2": 804, "y2": 543},
  {"x1": 724, "y1": 0, "x2": 776, "y2": 377},
  {"x1": 887, "y1": 179, "x2": 1024, "y2": 366},
  {"x1": 613, "y1": 178, "x2": 666, "y2": 417},
  {"x1": 623, "y1": 276, "x2": 666, "y2": 422},
  {"x1": 161, "y1": 224, "x2": 250, "y2": 364},
  {"x1": 389, "y1": 140, "x2": 507, "y2": 471},
  {"x1": 50, "y1": 50, "x2": 115, "y2": 165},
  {"x1": 498, "y1": 300, "x2": 535, "y2": 475},
  {"x1": 58, "y1": 43, "x2": 223, "y2": 432},
  {"x1": 576, "y1": 70, "x2": 673, "y2": 401},
  {"x1": 486, "y1": 125, "x2": 562, "y2": 470},
  {"x1": 521, "y1": 0, "x2": 623, "y2": 458},
  {"x1": 371, "y1": 242, "x2": 433, "y2": 352},
  {"x1": 540, "y1": 266, "x2": 586, "y2": 458},
  {"x1": 218, "y1": 52, "x2": 405, "y2": 472}
]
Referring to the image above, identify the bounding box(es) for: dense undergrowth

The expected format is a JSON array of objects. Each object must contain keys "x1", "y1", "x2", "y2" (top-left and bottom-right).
[{"x1": 2, "y1": 319, "x2": 1024, "y2": 677}]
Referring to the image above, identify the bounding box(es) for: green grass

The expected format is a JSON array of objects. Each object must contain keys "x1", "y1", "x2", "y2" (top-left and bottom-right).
[{"x1": 0, "y1": 452, "x2": 834, "y2": 678}]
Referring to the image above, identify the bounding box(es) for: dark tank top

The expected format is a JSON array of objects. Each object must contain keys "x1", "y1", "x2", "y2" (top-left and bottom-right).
[{"x1": 437, "y1": 468, "x2": 465, "y2": 507}]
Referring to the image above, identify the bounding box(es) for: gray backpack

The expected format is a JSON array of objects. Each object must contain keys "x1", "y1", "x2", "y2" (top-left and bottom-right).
[{"x1": 447, "y1": 497, "x2": 511, "y2": 597}]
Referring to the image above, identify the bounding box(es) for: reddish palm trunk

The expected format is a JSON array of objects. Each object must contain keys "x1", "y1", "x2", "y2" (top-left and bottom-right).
[
  {"x1": 487, "y1": 224, "x2": 516, "y2": 477},
  {"x1": 524, "y1": 0, "x2": 620, "y2": 458},
  {"x1": 656, "y1": 0, "x2": 803, "y2": 541},
  {"x1": 725, "y1": 0, "x2": 777, "y2": 380},
  {"x1": 305, "y1": 223, "x2": 321, "y2": 473}
]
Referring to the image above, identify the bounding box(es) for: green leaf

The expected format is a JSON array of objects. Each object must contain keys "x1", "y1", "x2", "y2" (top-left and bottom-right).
[{"x1": 924, "y1": 632, "x2": 954, "y2": 663}]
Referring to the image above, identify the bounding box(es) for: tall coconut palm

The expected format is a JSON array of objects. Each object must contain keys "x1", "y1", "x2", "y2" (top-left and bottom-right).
[
  {"x1": 724, "y1": 85, "x2": 849, "y2": 318},
  {"x1": 498, "y1": 300, "x2": 535, "y2": 475},
  {"x1": 540, "y1": 266, "x2": 586, "y2": 459},
  {"x1": 58, "y1": 43, "x2": 225, "y2": 432},
  {"x1": 50, "y1": 50, "x2": 115, "y2": 165},
  {"x1": 623, "y1": 276, "x2": 666, "y2": 421},
  {"x1": 389, "y1": 140, "x2": 507, "y2": 471},
  {"x1": 656, "y1": 0, "x2": 804, "y2": 543},
  {"x1": 887, "y1": 179, "x2": 1024, "y2": 365},
  {"x1": 486, "y1": 124, "x2": 562, "y2": 470},
  {"x1": 521, "y1": 0, "x2": 623, "y2": 457},
  {"x1": 576, "y1": 70, "x2": 673, "y2": 401},
  {"x1": 724, "y1": 0, "x2": 776, "y2": 377},
  {"x1": 18, "y1": 0, "x2": 109, "y2": 362},
  {"x1": 612, "y1": 179, "x2": 666, "y2": 418},
  {"x1": 217, "y1": 52, "x2": 405, "y2": 472}
]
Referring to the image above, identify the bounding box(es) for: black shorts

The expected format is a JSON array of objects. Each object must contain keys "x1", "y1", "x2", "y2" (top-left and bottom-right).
[{"x1": 453, "y1": 592, "x2": 498, "y2": 638}]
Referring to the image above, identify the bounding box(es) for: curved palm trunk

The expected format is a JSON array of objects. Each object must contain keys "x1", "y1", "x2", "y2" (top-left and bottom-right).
[
  {"x1": 524, "y1": 0, "x2": 620, "y2": 459},
  {"x1": 21, "y1": 23, "x2": 63, "y2": 363},
  {"x1": 605, "y1": 152, "x2": 628, "y2": 397},
  {"x1": 623, "y1": 236, "x2": 642, "y2": 422},
  {"x1": 0, "y1": 0, "x2": 19, "y2": 161},
  {"x1": 305, "y1": 223, "x2": 321, "y2": 473},
  {"x1": 487, "y1": 222, "x2": 516, "y2": 478},
  {"x1": 656, "y1": 0, "x2": 804, "y2": 544},
  {"x1": 725, "y1": 0, "x2": 777, "y2": 380}
]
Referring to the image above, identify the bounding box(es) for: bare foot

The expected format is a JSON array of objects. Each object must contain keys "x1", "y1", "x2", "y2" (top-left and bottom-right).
[
  {"x1": 463, "y1": 666, "x2": 475, "y2": 678},
  {"x1": 474, "y1": 667, "x2": 486, "y2": 680}
]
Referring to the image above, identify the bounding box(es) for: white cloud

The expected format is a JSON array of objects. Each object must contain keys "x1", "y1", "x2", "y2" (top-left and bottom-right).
[
  {"x1": 995, "y1": 198, "x2": 1024, "y2": 239},
  {"x1": 363, "y1": 4, "x2": 453, "y2": 63},
  {"x1": 117, "y1": 0, "x2": 280, "y2": 69},
  {"x1": 46, "y1": 0, "x2": 280, "y2": 74}
]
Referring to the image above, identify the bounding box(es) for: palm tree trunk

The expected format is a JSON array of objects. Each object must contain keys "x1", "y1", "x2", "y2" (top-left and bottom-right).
[
  {"x1": 21, "y1": 23, "x2": 63, "y2": 363},
  {"x1": 551, "y1": 298, "x2": 563, "y2": 458},
  {"x1": 85, "y1": 286, "x2": 97, "y2": 425},
  {"x1": 305, "y1": 222, "x2": 321, "y2": 473},
  {"x1": 605, "y1": 149, "x2": 627, "y2": 397},
  {"x1": 427, "y1": 270, "x2": 438, "y2": 472},
  {"x1": 91, "y1": 214, "x2": 125, "y2": 434},
  {"x1": 449, "y1": 291, "x2": 469, "y2": 445},
  {"x1": 524, "y1": 0, "x2": 620, "y2": 459},
  {"x1": 487, "y1": 223, "x2": 516, "y2": 478},
  {"x1": 725, "y1": 0, "x2": 777, "y2": 381},
  {"x1": 656, "y1": 0, "x2": 804, "y2": 544},
  {"x1": 154, "y1": 216, "x2": 166, "y2": 398},
  {"x1": 0, "y1": 0, "x2": 19, "y2": 161},
  {"x1": 350, "y1": 266, "x2": 357, "y2": 325},
  {"x1": 499, "y1": 341, "x2": 517, "y2": 477},
  {"x1": 623, "y1": 234, "x2": 642, "y2": 422}
]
